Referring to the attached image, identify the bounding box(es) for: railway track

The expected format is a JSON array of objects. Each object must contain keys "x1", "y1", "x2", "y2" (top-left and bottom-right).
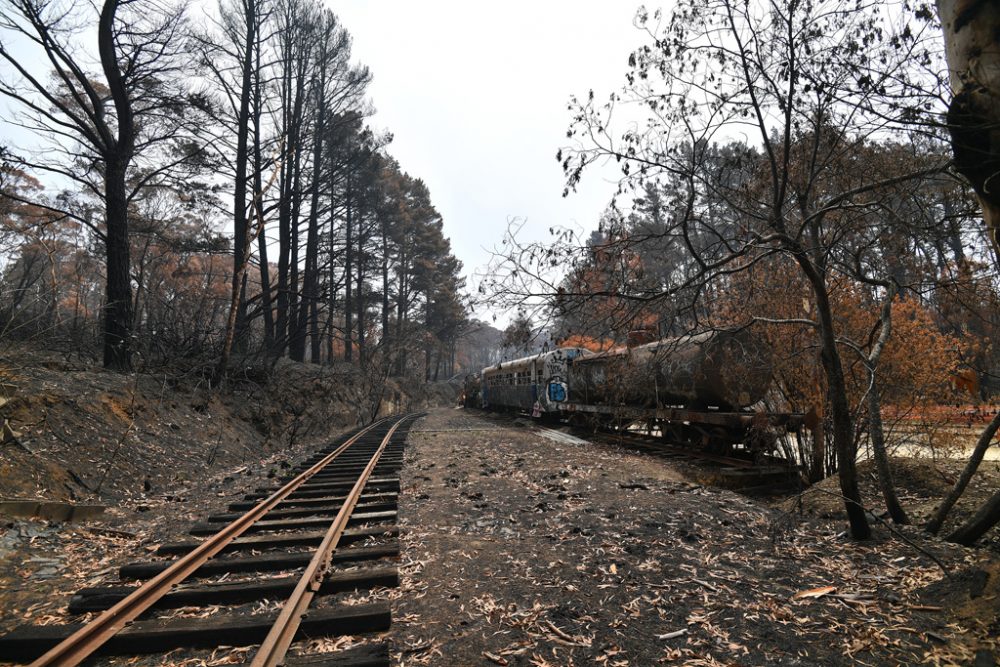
[
  {"x1": 538, "y1": 424, "x2": 803, "y2": 494},
  {"x1": 0, "y1": 413, "x2": 422, "y2": 667}
]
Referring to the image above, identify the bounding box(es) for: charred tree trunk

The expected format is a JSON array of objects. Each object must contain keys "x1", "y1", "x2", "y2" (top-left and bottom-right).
[
  {"x1": 356, "y1": 219, "x2": 366, "y2": 366},
  {"x1": 815, "y1": 289, "x2": 869, "y2": 538},
  {"x1": 797, "y1": 246, "x2": 870, "y2": 539},
  {"x1": 381, "y1": 217, "x2": 390, "y2": 346},
  {"x1": 287, "y1": 137, "x2": 303, "y2": 359},
  {"x1": 867, "y1": 375, "x2": 908, "y2": 524},
  {"x1": 296, "y1": 59, "x2": 325, "y2": 363},
  {"x1": 865, "y1": 285, "x2": 908, "y2": 525},
  {"x1": 102, "y1": 160, "x2": 134, "y2": 371},
  {"x1": 936, "y1": 0, "x2": 1000, "y2": 545},
  {"x1": 252, "y1": 43, "x2": 274, "y2": 349},
  {"x1": 394, "y1": 249, "x2": 408, "y2": 376},
  {"x1": 344, "y1": 180, "x2": 353, "y2": 362},
  {"x1": 274, "y1": 58, "x2": 293, "y2": 357},
  {"x1": 230, "y1": 0, "x2": 255, "y2": 353},
  {"x1": 98, "y1": 0, "x2": 136, "y2": 372},
  {"x1": 218, "y1": 0, "x2": 258, "y2": 375},
  {"x1": 947, "y1": 489, "x2": 1000, "y2": 546}
]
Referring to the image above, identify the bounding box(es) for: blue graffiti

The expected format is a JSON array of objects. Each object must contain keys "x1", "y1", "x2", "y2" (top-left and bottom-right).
[{"x1": 548, "y1": 382, "x2": 566, "y2": 402}]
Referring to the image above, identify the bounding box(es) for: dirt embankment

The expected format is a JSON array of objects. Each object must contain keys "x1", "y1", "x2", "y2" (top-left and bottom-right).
[
  {"x1": 780, "y1": 456, "x2": 1000, "y2": 553},
  {"x1": 0, "y1": 350, "x2": 455, "y2": 505}
]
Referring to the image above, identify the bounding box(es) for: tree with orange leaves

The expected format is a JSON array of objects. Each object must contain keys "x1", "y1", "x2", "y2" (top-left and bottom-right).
[{"x1": 553, "y1": 0, "x2": 954, "y2": 539}]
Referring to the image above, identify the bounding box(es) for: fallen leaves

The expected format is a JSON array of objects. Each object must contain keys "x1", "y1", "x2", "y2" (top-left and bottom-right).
[
  {"x1": 389, "y1": 409, "x2": 997, "y2": 666},
  {"x1": 793, "y1": 585, "x2": 837, "y2": 600}
]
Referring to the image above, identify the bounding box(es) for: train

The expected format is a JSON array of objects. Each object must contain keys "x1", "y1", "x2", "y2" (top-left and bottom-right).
[{"x1": 463, "y1": 330, "x2": 814, "y2": 458}]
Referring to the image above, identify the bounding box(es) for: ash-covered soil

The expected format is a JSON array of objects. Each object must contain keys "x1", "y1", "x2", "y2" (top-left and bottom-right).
[
  {"x1": 1, "y1": 403, "x2": 997, "y2": 667},
  {"x1": 393, "y1": 409, "x2": 999, "y2": 667},
  {"x1": 781, "y1": 455, "x2": 1000, "y2": 553}
]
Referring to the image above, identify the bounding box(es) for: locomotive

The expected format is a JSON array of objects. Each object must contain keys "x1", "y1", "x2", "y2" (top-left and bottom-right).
[{"x1": 466, "y1": 330, "x2": 812, "y2": 457}]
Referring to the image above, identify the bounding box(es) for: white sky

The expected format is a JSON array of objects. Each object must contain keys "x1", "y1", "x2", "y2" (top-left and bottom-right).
[{"x1": 333, "y1": 1, "x2": 658, "y2": 324}]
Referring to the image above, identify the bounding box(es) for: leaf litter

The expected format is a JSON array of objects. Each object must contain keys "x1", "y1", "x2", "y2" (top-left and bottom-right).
[{"x1": 390, "y1": 409, "x2": 1000, "y2": 666}]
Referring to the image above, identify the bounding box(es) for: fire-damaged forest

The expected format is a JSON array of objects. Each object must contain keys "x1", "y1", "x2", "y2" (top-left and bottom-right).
[
  {"x1": 0, "y1": 0, "x2": 490, "y2": 385},
  {"x1": 1, "y1": 0, "x2": 1000, "y2": 665},
  {"x1": 480, "y1": 0, "x2": 1000, "y2": 547}
]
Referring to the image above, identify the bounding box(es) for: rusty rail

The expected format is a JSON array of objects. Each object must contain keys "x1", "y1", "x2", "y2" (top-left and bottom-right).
[
  {"x1": 30, "y1": 416, "x2": 397, "y2": 667},
  {"x1": 251, "y1": 416, "x2": 406, "y2": 666}
]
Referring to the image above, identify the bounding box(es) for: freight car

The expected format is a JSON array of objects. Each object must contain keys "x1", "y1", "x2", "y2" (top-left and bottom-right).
[
  {"x1": 475, "y1": 330, "x2": 813, "y2": 458},
  {"x1": 567, "y1": 330, "x2": 773, "y2": 410},
  {"x1": 480, "y1": 347, "x2": 592, "y2": 418}
]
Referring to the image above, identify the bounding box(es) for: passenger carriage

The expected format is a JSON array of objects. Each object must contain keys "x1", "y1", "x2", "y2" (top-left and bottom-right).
[{"x1": 480, "y1": 347, "x2": 591, "y2": 417}]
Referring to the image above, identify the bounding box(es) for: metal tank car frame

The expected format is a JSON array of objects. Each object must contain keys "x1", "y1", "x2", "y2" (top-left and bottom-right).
[{"x1": 470, "y1": 331, "x2": 818, "y2": 460}]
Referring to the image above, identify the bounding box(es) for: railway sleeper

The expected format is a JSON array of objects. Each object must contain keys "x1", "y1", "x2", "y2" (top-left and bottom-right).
[
  {"x1": 0, "y1": 601, "x2": 390, "y2": 662},
  {"x1": 244, "y1": 480, "x2": 400, "y2": 501},
  {"x1": 293, "y1": 448, "x2": 403, "y2": 471},
  {"x1": 301, "y1": 449, "x2": 404, "y2": 463},
  {"x1": 227, "y1": 492, "x2": 398, "y2": 513},
  {"x1": 157, "y1": 525, "x2": 398, "y2": 556},
  {"x1": 206, "y1": 499, "x2": 397, "y2": 523},
  {"x1": 189, "y1": 510, "x2": 397, "y2": 536},
  {"x1": 295, "y1": 468, "x2": 401, "y2": 485},
  {"x1": 298, "y1": 445, "x2": 403, "y2": 463},
  {"x1": 293, "y1": 455, "x2": 402, "y2": 471},
  {"x1": 251, "y1": 476, "x2": 400, "y2": 495},
  {"x1": 69, "y1": 565, "x2": 399, "y2": 613},
  {"x1": 120, "y1": 542, "x2": 399, "y2": 580},
  {"x1": 242, "y1": 642, "x2": 389, "y2": 667},
  {"x1": 300, "y1": 465, "x2": 402, "y2": 484}
]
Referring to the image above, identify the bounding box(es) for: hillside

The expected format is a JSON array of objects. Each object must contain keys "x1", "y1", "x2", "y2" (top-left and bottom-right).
[{"x1": 0, "y1": 348, "x2": 456, "y2": 506}]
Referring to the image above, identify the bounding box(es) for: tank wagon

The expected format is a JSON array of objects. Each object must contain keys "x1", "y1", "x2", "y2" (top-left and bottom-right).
[
  {"x1": 475, "y1": 330, "x2": 813, "y2": 458},
  {"x1": 480, "y1": 347, "x2": 591, "y2": 418},
  {"x1": 568, "y1": 330, "x2": 773, "y2": 409}
]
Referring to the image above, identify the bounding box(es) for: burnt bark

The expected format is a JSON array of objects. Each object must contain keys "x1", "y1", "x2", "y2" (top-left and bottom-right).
[
  {"x1": 356, "y1": 214, "x2": 367, "y2": 365},
  {"x1": 796, "y1": 246, "x2": 870, "y2": 539},
  {"x1": 217, "y1": 0, "x2": 259, "y2": 377},
  {"x1": 867, "y1": 376, "x2": 908, "y2": 524},
  {"x1": 947, "y1": 489, "x2": 1000, "y2": 545},
  {"x1": 98, "y1": 0, "x2": 136, "y2": 372},
  {"x1": 344, "y1": 179, "x2": 353, "y2": 362},
  {"x1": 381, "y1": 215, "x2": 390, "y2": 347},
  {"x1": 937, "y1": 0, "x2": 1000, "y2": 258},
  {"x1": 230, "y1": 0, "x2": 257, "y2": 352},
  {"x1": 293, "y1": 55, "x2": 325, "y2": 363},
  {"x1": 101, "y1": 161, "x2": 134, "y2": 371}
]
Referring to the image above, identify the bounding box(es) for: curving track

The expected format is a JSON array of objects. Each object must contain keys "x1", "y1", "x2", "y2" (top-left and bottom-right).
[{"x1": 0, "y1": 413, "x2": 422, "y2": 666}]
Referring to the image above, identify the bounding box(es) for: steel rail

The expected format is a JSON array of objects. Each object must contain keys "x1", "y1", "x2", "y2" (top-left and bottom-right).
[
  {"x1": 583, "y1": 429, "x2": 760, "y2": 469},
  {"x1": 609, "y1": 433, "x2": 759, "y2": 468},
  {"x1": 250, "y1": 414, "x2": 410, "y2": 666},
  {"x1": 29, "y1": 417, "x2": 395, "y2": 667}
]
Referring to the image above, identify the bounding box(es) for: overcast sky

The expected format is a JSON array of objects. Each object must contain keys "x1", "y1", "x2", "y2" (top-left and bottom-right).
[{"x1": 334, "y1": 1, "x2": 655, "y2": 324}]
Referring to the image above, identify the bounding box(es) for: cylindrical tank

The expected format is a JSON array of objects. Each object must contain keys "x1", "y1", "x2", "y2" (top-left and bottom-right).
[{"x1": 566, "y1": 329, "x2": 773, "y2": 409}]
